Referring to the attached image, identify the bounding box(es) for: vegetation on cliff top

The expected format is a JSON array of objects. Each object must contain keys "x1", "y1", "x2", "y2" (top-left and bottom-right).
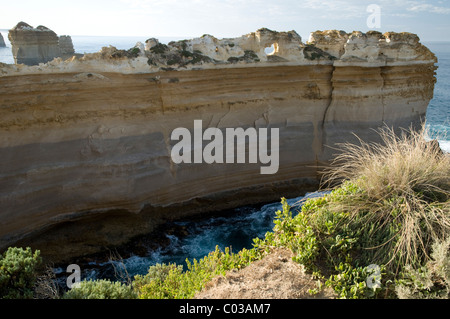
[{"x1": 1, "y1": 126, "x2": 448, "y2": 299}]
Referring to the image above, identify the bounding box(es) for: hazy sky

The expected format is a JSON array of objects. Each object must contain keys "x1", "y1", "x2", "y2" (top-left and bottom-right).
[{"x1": 1, "y1": 0, "x2": 450, "y2": 41}]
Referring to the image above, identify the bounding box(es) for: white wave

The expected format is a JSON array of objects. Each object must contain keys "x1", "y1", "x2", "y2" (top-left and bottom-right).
[
  {"x1": 438, "y1": 140, "x2": 450, "y2": 153},
  {"x1": 422, "y1": 134, "x2": 449, "y2": 154}
]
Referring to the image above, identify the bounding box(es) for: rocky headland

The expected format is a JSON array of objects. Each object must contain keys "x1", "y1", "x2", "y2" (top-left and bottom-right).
[{"x1": 0, "y1": 27, "x2": 437, "y2": 263}]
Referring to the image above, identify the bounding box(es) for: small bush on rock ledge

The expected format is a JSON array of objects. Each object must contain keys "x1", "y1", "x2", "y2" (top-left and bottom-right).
[
  {"x1": 63, "y1": 279, "x2": 137, "y2": 299},
  {"x1": 0, "y1": 247, "x2": 42, "y2": 299}
]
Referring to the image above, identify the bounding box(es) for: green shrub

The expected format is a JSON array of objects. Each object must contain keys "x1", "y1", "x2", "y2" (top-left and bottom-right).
[
  {"x1": 303, "y1": 44, "x2": 336, "y2": 60},
  {"x1": 135, "y1": 246, "x2": 262, "y2": 299},
  {"x1": 227, "y1": 56, "x2": 240, "y2": 63},
  {"x1": 254, "y1": 187, "x2": 394, "y2": 298},
  {"x1": 256, "y1": 179, "x2": 447, "y2": 298},
  {"x1": 243, "y1": 50, "x2": 260, "y2": 62},
  {"x1": 227, "y1": 50, "x2": 260, "y2": 64},
  {"x1": 63, "y1": 279, "x2": 137, "y2": 299},
  {"x1": 181, "y1": 50, "x2": 193, "y2": 58},
  {"x1": 150, "y1": 43, "x2": 169, "y2": 54},
  {"x1": 190, "y1": 52, "x2": 213, "y2": 65},
  {"x1": 0, "y1": 247, "x2": 42, "y2": 299},
  {"x1": 133, "y1": 263, "x2": 183, "y2": 291},
  {"x1": 127, "y1": 47, "x2": 141, "y2": 58},
  {"x1": 395, "y1": 236, "x2": 450, "y2": 299},
  {"x1": 325, "y1": 262, "x2": 386, "y2": 299}
]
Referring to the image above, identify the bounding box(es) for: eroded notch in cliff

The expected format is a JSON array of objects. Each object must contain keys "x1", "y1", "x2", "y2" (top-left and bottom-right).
[
  {"x1": 380, "y1": 66, "x2": 387, "y2": 124},
  {"x1": 318, "y1": 65, "x2": 336, "y2": 151}
]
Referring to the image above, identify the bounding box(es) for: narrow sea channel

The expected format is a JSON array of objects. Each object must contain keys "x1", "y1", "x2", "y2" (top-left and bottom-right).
[{"x1": 54, "y1": 192, "x2": 326, "y2": 285}]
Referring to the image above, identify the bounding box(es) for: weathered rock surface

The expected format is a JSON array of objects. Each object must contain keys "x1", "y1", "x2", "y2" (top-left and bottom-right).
[
  {"x1": 59, "y1": 35, "x2": 75, "y2": 55},
  {"x1": 0, "y1": 32, "x2": 5, "y2": 47},
  {"x1": 8, "y1": 22, "x2": 61, "y2": 65},
  {"x1": 7, "y1": 22, "x2": 78, "y2": 66},
  {"x1": 0, "y1": 28, "x2": 437, "y2": 263}
]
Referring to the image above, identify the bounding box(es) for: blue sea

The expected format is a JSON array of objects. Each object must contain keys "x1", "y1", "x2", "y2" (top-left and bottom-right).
[
  {"x1": 1, "y1": 33, "x2": 449, "y2": 283},
  {"x1": 423, "y1": 42, "x2": 450, "y2": 152},
  {"x1": 53, "y1": 192, "x2": 326, "y2": 284}
]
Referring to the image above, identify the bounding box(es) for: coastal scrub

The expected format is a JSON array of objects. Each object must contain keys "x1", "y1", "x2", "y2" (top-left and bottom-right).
[{"x1": 253, "y1": 125, "x2": 449, "y2": 298}]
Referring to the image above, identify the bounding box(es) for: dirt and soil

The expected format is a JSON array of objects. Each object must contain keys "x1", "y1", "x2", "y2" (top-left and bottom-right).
[{"x1": 195, "y1": 248, "x2": 336, "y2": 299}]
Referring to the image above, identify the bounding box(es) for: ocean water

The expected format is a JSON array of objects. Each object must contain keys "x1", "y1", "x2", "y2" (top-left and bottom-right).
[
  {"x1": 423, "y1": 41, "x2": 450, "y2": 152},
  {"x1": 53, "y1": 192, "x2": 325, "y2": 284}
]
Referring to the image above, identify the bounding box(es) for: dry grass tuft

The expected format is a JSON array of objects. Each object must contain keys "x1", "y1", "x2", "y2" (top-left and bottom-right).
[{"x1": 321, "y1": 125, "x2": 450, "y2": 270}]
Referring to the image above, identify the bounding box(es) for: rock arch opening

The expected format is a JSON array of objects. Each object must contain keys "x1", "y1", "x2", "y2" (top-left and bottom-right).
[{"x1": 264, "y1": 43, "x2": 276, "y2": 55}]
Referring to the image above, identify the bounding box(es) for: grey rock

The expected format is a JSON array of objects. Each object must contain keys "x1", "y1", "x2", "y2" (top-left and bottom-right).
[{"x1": 0, "y1": 32, "x2": 5, "y2": 47}]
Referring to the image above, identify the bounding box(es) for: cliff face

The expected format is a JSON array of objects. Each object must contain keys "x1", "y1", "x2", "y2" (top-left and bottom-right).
[
  {"x1": 0, "y1": 29, "x2": 437, "y2": 262},
  {"x1": 58, "y1": 35, "x2": 75, "y2": 55},
  {"x1": 7, "y1": 22, "x2": 77, "y2": 66},
  {"x1": 8, "y1": 22, "x2": 61, "y2": 65}
]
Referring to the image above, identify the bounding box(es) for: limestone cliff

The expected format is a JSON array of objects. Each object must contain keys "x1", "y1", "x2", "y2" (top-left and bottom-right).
[
  {"x1": 8, "y1": 22, "x2": 61, "y2": 65},
  {"x1": 59, "y1": 35, "x2": 75, "y2": 56},
  {"x1": 0, "y1": 32, "x2": 5, "y2": 47},
  {"x1": 0, "y1": 28, "x2": 437, "y2": 262},
  {"x1": 7, "y1": 22, "x2": 78, "y2": 66}
]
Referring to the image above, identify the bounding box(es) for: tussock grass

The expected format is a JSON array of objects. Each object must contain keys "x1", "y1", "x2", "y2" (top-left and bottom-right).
[{"x1": 321, "y1": 125, "x2": 450, "y2": 271}]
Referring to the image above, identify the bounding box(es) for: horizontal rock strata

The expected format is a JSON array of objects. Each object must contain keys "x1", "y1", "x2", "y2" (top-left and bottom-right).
[
  {"x1": 58, "y1": 35, "x2": 75, "y2": 55},
  {"x1": 0, "y1": 28, "x2": 437, "y2": 262},
  {"x1": 7, "y1": 22, "x2": 78, "y2": 66},
  {"x1": 8, "y1": 22, "x2": 61, "y2": 66}
]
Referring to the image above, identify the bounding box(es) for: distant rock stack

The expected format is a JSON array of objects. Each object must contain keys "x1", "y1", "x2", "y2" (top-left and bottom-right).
[
  {"x1": 8, "y1": 21, "x2": 61, "y2": 65},
  {"x1": 59, "y1": 35, "x2": 75, "y2": 56},
  {"x1": 0, "y1": 32, "x2": 6, "y2": 47}
]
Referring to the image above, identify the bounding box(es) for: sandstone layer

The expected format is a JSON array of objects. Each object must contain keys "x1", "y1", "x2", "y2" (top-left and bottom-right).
[{"x1": 0, "y1": 28, "x2": 437, "y2": 263}]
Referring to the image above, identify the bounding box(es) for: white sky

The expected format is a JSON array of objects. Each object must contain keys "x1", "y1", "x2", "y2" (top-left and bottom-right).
[{"x1": 1, "y1": 0, "x2": 450, "y2": 41}]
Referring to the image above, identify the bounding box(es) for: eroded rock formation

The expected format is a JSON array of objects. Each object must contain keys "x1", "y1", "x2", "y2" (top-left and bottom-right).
[
  {"x1": 8, "y1": 22, "x2": 61, "y2": 65},
  {"x1": 59, "y1": 35, "x2": 75, "y2": 55},
  {"x1": 7, "y1": 22, "x2": 78, "y2": 66},
  {"x1": 0, "y1": 28, "x2": 437, "y2": 262},
  {"x1": 0, "y1": 32, "x2": 5, "y2": 47}
]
